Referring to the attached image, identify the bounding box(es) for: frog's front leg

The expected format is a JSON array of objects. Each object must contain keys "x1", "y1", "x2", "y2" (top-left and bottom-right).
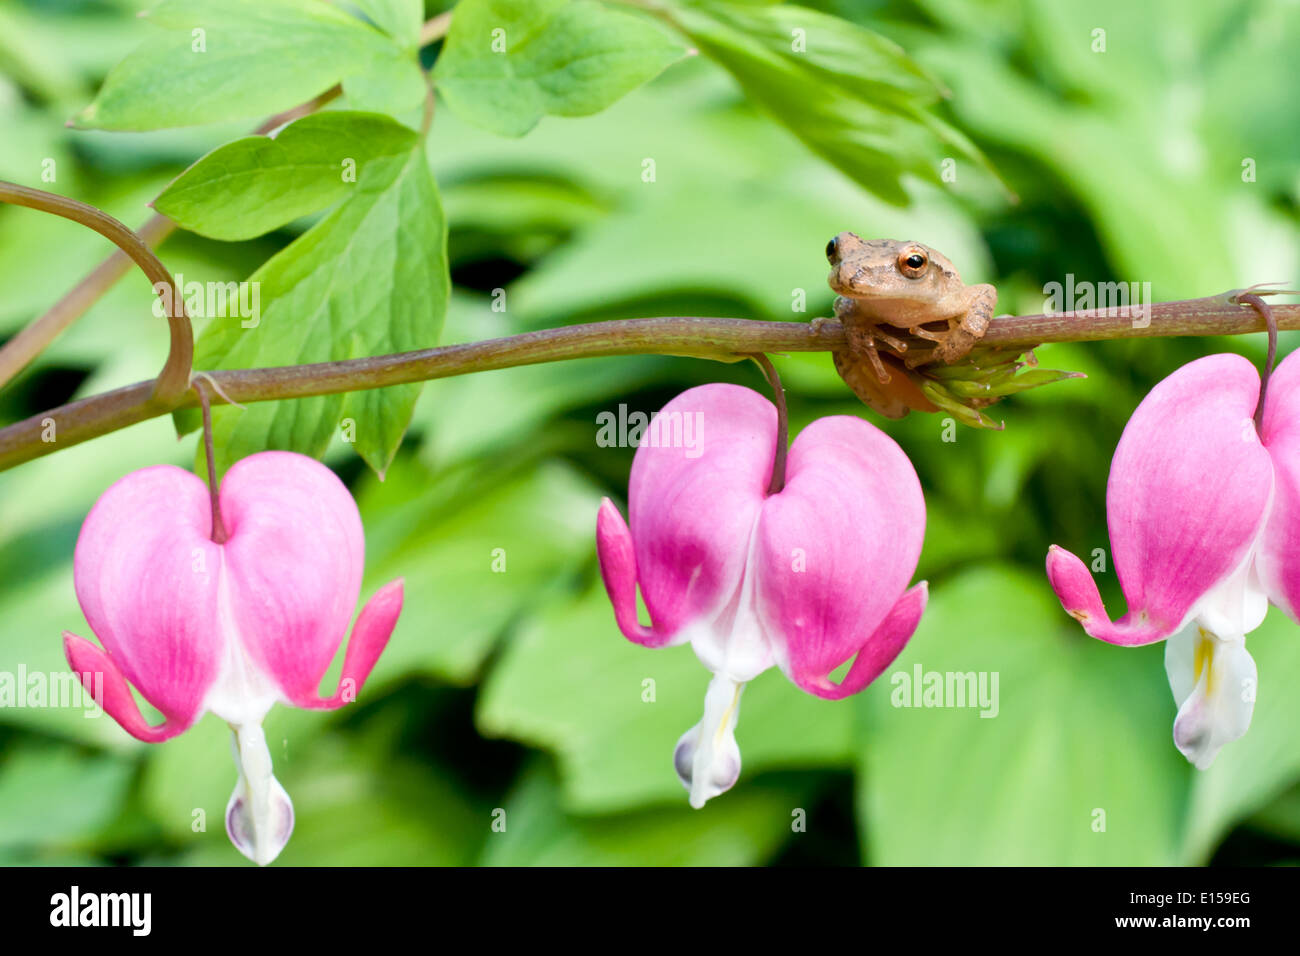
[
  {"x1": 903, "y1": 283, "x2": 997, "y2": 368},
  {"x1": 830, "y1": 298, "x2": 910, "y2": 383},
  {"x1": 844, "y1": 321, "x2": 914, "y2": 383}
]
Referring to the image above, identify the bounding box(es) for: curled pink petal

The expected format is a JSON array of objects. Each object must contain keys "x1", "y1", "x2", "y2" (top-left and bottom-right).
[
  {"x1": 63, "y1": 632, "x2": 192, "y2": 742},
  {"x1": 794, "y1": 582, "x2": 928, "y2": 700},
  {"x1": 292, "y1": 578, "x2": 405, "y2": 710},
  {"x1": 757, "y1": 414, "x2": 925, "y2": 692},
  {"x1": 1050, "y1": 354, "x2": 1273, "y2": 643},
  {"x1": 1045, "y1": 545, "x2": 1169, "y2": 646},
  {"x1": 596, "y1": 498, "x2": 665, "y2": 646}
]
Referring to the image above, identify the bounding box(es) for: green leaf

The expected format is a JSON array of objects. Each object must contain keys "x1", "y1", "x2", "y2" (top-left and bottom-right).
[
  {"x1": 479, "y1": 759, "x2": 810, "y2": 865},
  {"x1": 360, "y1": 460, "x2": 602, "y2": 684},
  {"x1": 0, "y1": 746, "x2": 135, "y2": 850},
  {"x1": 350, "y1": 0, "x2": 423, "y2": 49},
  {"x1": 661, "y1": 1, "x2": 1003, "y2": 205},
  {"x1": 478, "y1": 580, "x2": 855, "y2": 813},
  {"x1": 75, "y1": 0, "x2": 403, "y2": 131},
  {"x1": 855, "y1": 565, "x2": 1191, "y2": 865},
  {"x1": 154, "y1": 112, "x2": 418, "y2": 241},
  {"x1": 433, "y1": 0, "x2": 687, "y2": 137},
  {"x1": 342, "y1": 54, "x2": 429, "y2": 115},
  {"x1": 180, "y1": 144, "x2": 448, "y2": 477}
]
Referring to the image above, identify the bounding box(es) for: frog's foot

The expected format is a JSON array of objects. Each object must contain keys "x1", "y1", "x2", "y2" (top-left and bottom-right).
[
  {"x1": 871, "y1": 326, "x2": 910, "y2": 354},
  {"x1": 905, "y1": 323, "x2": 979, "y2": 366},
  {"x1": 809, "y1": 316, "x2": 830, "y2": 334},
  {"x1": 845, "y1": 325, "x2": 893, "y2": 383},
  {"x1": 906, "y1": 324, "x2": 947, "y2": 344}
]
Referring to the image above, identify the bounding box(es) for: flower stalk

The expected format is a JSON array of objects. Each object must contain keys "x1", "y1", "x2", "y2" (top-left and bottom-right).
[{"x1": 748, "y1": 353, "x2": 788, "y2": 494}]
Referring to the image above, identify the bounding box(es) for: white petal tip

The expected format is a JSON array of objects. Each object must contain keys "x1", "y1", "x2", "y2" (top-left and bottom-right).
[{"x1": 226, "y1": 774, "x2": 295, "y2": 866}]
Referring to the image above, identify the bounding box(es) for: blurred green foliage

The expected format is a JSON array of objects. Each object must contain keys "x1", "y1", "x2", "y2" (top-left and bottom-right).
[{"x1": 0, "y1": 0, "x2": 1298, "y2": 866}]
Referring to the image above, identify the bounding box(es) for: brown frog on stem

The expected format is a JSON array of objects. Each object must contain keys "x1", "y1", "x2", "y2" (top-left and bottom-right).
[{"x1": 813, "y1": 233, "x2": 997, "y2": 418}]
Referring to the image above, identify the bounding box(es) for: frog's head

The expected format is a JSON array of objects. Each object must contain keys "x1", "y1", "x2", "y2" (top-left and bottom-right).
[{"x1": 825, "y1": 233, "x2": 957, "y2": 302}]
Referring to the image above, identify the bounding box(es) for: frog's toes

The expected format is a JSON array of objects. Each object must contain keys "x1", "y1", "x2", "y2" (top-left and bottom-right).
[
  {"x1": 907, "y1": 325, "x2": 945, "y2": 343},
  {"x1": 873, "y1": 327, "x2": 909, "y2": 353}
]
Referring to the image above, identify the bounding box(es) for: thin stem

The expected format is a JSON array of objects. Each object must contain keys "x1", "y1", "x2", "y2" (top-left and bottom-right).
[
  {"x1": 0, "y1": 212, "x2": 174, "y2": 389},
  {"x1": 0, "y1": 1, "x2": 448, "y2": 391},
  {"x1": 2, "y1": 293, "x2": 1300, "y2": 473},
  {"x1": 418, "y1": 11, "x2": 453, "y2": 46},
  {"x1": 193, "y1": 378, "x2": 228, "y2": 544},
  {"x1": 0, "y1": 181, "x2": 193, "y2": 400},
  {"x1": 0, "y1": 88, "x2": 344, "y2": 392},
  {"x1": 1241, "y1": 292, "x2": 1279, "y2": 433},
  {"x1": 748, "y1": 354, "x2": 788, "y2": 494},
  {"x1": 252, "y1": 86, "x2": 341, "y2": 136},
  {"x1": 982, "y1": 291, "x2": 1300, "y2": 347}
]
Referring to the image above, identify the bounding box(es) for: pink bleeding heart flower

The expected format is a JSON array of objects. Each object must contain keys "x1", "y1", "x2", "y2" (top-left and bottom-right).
[
  {"x1": 1047, "y1": 350, "x2": 1300, "y2": 769},
  {"x1": 597, "y1": 383, "x2": 927, "y2": 807},
  {"x1": 63, "y1": 450, "x2": 403, "y2": 864}
]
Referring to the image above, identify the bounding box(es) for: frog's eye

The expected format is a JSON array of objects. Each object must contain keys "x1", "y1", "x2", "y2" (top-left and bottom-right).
[
  {"x1": 898, "y1": 249, "x2": 928, "y2": 277},
  {"x1": 825, "y1": 237, "x2": 839, "y2": 263}
]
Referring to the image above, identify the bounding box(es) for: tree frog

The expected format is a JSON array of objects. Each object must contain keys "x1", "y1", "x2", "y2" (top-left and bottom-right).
[{"x1": 816, "y1": 232, "x2": 997, "y2": 418}]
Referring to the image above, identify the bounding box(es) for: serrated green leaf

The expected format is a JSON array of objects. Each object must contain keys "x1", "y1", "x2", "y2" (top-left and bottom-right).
[
  {"x1": 154, "y1": 111, "x2": 418, "y2": 241},
  {"x1": 75, "y1": 0, "x2": 402, "y2": 131},
  {"x1": 433, "y1": 0, "x2": 687, "y2": 137},
  {"x1": 179, "y1": 145, "x2": 448, "y2": 476}
]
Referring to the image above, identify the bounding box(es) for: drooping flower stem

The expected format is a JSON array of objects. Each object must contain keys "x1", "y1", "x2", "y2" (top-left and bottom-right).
[
  {"x1": 193, "y1": 378, "x2": 229, "y2": 544},
  {"x1": 1240, "y1": 291, "x2": 1280, "y2": 433},
  {"x1": 749, "y1": 353, "x2": 788, "y2": 494}
]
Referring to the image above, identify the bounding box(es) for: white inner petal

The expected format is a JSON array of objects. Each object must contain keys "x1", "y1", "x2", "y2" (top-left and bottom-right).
[
  {"x1": 685, "y1": 512, "x2": 774, "y2": 683},
  {"x1": 1164, "y1": 627, "x2": 1258, "y2": 770},
  {"x1": 674, "y1": 673, "x2": 745, "y2": 809},
  {"x1": 1190, "y1": 551, "x2": 1269, "y2": 642},
  {"x1": 203, "y1": 550, "x2": 282, "y2": 727},
  {"x1": 225, "y1": 721, "x2": 294, "y2": 865},
  {"x1": 671, "y1": 512, "x2": 774, "y2": 808}
]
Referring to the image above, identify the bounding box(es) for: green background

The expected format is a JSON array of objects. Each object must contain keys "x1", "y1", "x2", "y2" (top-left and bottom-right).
[{"x1": 1, "y1": 0, "x2": 1298, "y2": 865}]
